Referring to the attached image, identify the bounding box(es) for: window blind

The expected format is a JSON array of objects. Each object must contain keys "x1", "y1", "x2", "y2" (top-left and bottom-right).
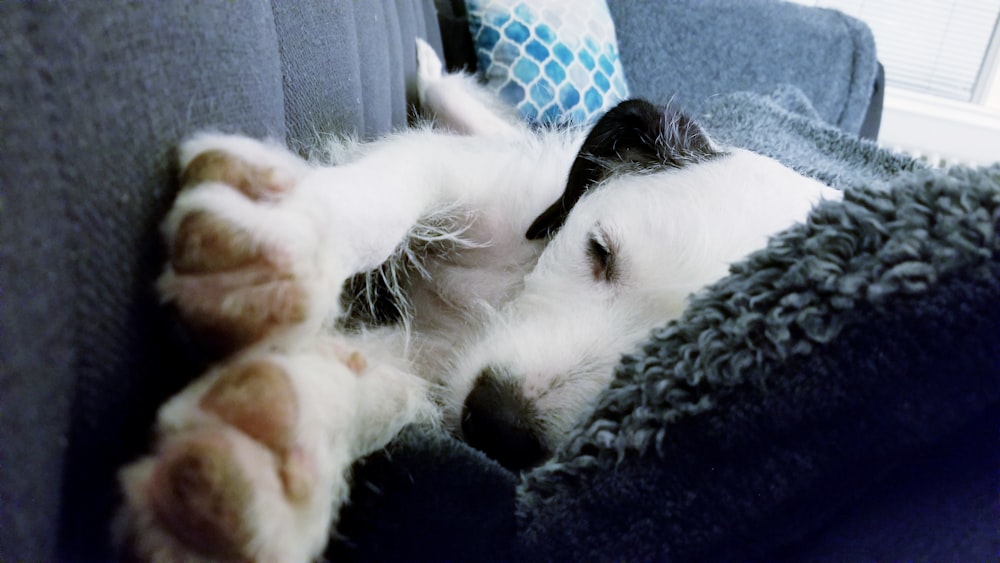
[{"x1": 811, "y1": 0, "x2": 1000, "y2": 101}]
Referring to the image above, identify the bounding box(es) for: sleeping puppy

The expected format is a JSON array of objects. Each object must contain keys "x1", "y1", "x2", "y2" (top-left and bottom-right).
[{"x1": 115, "y1": 40, "x2": 840, "y2": 561}]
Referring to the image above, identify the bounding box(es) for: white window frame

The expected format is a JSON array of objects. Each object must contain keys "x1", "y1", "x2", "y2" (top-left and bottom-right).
[
  {"x1": 881, "y1": 12, "x2": 1000, "y2": 165},
  {"x1": 977, "y1": 17, "x2": 1000, "y2": 105},
  {"x1": 880, "y1": 86, "x2": 1000, "y2": 166}
]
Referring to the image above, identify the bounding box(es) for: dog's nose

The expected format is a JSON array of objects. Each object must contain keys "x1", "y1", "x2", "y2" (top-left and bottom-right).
[{"x1": 461, "y1": 367, "x2": 547, "y2": 470}]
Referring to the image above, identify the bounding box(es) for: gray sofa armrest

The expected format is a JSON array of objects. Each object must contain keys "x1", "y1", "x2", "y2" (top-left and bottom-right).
[{"x1": 608, "y1": 0, "x2": 880, "y2": 136}]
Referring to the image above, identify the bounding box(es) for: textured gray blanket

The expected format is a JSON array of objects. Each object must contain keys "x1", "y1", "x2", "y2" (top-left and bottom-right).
[{"x1": 332, "y1": 89, "x2": 1000, "y2": 562}]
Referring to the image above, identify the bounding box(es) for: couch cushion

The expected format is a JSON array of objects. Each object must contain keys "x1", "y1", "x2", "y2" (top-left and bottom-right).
[{"x1": 274, "y1": 1, "x2": 443, "y2": 141}]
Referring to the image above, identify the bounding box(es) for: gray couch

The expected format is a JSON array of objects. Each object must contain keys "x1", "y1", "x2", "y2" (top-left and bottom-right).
[
  {"x1": 14, "y1": 2, "x2": 997, "y2": 562},
  {"x1": 3, "y1": 3, "x2": 442, "y2": 559}
]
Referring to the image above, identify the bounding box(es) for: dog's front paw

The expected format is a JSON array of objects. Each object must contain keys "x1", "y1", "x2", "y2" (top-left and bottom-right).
[
  {"x1": 159, "y1": 134, "x2": 336, "y2": 350},
  {"x1": 116, "y1": 340, "x2": 402, "y2": 562}
]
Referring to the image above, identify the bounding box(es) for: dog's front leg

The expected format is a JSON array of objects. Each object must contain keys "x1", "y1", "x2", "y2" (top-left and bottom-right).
[{"x1": 158, "y1": 131, "x2": 495, "y2": 350}]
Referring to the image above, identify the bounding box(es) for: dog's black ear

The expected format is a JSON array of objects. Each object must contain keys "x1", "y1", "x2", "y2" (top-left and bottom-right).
[{"x1": 526, "y1": 99, "x2": 720, "y2": 240}]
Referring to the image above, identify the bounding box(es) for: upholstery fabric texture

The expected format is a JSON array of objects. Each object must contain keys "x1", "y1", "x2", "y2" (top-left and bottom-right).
[
  {"x1": 0, "y1": 2, "x2": 441, "y2": 560},
  {"x1": 609, "y1": 0, "x2": 879, "y2": 135}
]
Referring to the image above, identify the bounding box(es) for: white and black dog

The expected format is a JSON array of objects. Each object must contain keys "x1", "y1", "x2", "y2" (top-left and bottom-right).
[{"x1": 116, "y1": 40, "x2": 840, "y2": 561}]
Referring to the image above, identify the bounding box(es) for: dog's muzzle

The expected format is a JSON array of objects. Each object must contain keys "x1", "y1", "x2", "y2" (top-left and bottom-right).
[{"x1": 461, "y1": 366, "x2": 547, "y2": 471}]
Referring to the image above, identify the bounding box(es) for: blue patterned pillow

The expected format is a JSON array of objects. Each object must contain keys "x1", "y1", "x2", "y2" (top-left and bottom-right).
[{"x1": 466, "y1": 0, "x2": 630, "y2": 125}]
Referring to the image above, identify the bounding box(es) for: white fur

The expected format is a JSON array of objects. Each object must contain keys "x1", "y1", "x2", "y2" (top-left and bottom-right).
[{"x1": 117, "y1": 40, "x2": 840, "y2": 561}]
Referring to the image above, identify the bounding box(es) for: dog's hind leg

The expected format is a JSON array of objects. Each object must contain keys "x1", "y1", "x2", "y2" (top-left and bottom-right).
[
  {"x1": 416, "y1": 38, "x2": 523, "y2": 139},
  {"x1": 116, "y1": 335, "x2": 435, "y2": 562}
]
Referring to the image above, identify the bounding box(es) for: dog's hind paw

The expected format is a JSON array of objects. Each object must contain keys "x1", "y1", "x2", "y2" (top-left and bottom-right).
[
  {"x1": 115, "y1": 338, "x2": 420, "y2": 562},
  {"x1": 117, "y1": 355, "x2": 332, "y2": 562}
]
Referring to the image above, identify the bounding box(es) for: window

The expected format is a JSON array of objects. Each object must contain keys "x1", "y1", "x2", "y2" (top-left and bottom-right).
[
  {"x1": 811, "y1": 0, "x2": 1000, "y2": 102},
  {"x1": 792, "y1": 0, "x2": 1000, "y2": 165}
]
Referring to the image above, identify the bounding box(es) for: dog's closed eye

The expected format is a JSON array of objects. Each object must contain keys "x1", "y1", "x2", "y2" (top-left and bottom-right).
[{"x1": 587, "y1": 228, "x2": 619, "y2": 283}]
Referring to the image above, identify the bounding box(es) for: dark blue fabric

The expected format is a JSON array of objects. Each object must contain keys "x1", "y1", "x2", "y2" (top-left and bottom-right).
[
  {"x1": 780, "y1": 408, "x2": 998, "y2": 562},
  {"x1": 327, "y1": 428, "x2": 519, "y2": 563}
]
